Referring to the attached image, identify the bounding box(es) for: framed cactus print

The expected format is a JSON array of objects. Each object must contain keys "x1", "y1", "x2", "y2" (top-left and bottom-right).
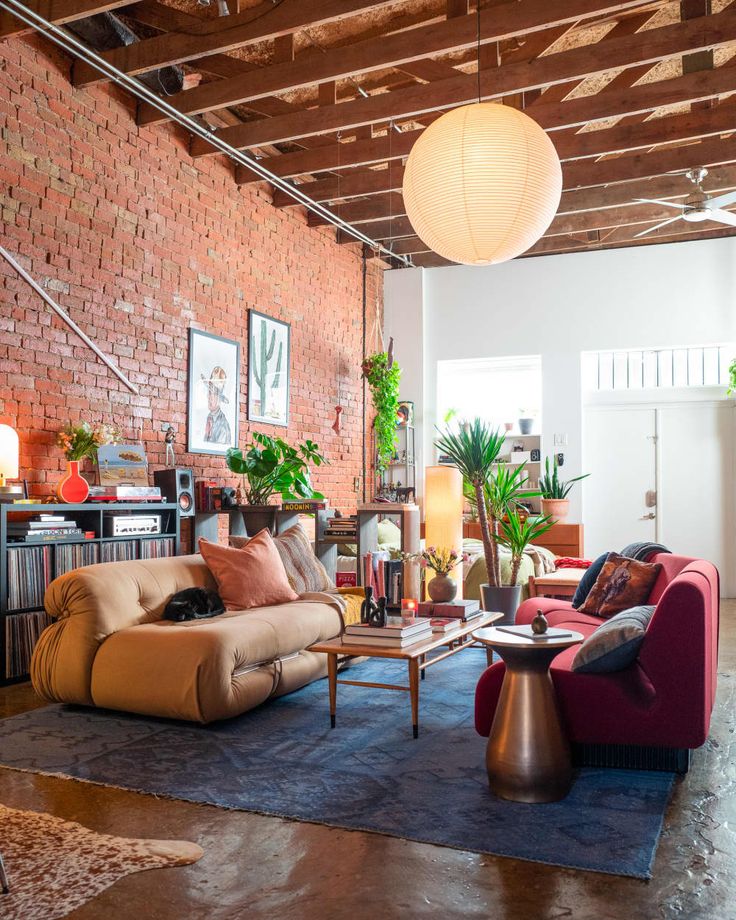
[
  {"x1": 187, "y1": 328, "x2": 240, "y2": 455},
  {"x1": 247, "y1": 310, "x2": 290, "y2": 427}
]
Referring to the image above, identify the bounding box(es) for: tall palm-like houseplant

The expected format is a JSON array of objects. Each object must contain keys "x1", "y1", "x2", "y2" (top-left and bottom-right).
[{"x1": 435, "y1": 420, "x2": 505, "y2": 588}]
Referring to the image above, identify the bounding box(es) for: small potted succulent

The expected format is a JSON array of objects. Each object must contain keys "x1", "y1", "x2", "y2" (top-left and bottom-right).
[
  {"x1": 539, "y1": 455, "x2": 589, "y2": 523},
  {"x1": 226, "y1": 433, "x2": 327, "y2": 536},
  {"x1": 414, "y1": 546, "x2": 468, "y2": 603}
]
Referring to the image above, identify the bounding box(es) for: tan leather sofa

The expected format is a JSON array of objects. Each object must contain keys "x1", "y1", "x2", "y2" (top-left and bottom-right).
[{"x1": 32, "y1": 554, "x2": 345, "y2": 723}]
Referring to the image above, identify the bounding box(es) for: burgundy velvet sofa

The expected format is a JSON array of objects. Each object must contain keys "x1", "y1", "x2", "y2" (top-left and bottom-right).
[{"x1": 475, "y1": 553, "x2": 720, "y2": 772}]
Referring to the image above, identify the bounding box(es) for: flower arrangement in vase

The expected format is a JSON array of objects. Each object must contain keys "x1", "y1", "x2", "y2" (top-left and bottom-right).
[
  {"x1": 414, "y1": 546, "x2": 468, "y2": 603},
  {"x1": 56, "y1": 422, "x2": 120, "y2": 503}
]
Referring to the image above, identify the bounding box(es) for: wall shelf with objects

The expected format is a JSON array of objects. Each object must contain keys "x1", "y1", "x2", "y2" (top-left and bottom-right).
[
  {"x1": 374, "y1": 424, "x2": 416, "y2": 503},
  {"x1": 494, "y1": 432, "x2": 543, "y2": 514},
  {"x1": 0, "y1": 502, "x2": 180, "y2": 685}
]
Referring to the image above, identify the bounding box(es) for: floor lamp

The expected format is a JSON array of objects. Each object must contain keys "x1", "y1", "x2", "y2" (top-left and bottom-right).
[{"x1": 424, "y1": 465, "x2": 464, "y2": 599}]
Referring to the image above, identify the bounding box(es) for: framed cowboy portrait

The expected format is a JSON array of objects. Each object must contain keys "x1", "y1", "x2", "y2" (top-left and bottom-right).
[
  {"x1": 187, "y1": 328, "x2": 240, "y2": 455},
  {"x1": 247, "y1": 309, "x2": 290, "y2": 427}
]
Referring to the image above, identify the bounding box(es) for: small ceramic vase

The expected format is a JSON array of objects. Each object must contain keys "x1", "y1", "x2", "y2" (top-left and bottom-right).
[
  {"x1": 56, "y1": 460, "x2": 89, "y2": 504},
  {"x1": 531, "y1": 610, "x2": 549, "y2": 635},
  {"x1": 427, "y1": 573, "x2": 457, "y2": 603}
]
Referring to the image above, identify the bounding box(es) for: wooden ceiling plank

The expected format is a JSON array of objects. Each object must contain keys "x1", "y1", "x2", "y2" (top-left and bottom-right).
[
  {"x1": 191, "y1": 9, "x2": 736, "y2": 155},
  {"x1": 324, "y1": 134, "x2": 736, "y2": 229},
  {"x1": 71, "y1": 0, "x2": 403, "y2": 87},
  {"x1": 137, "y1": 0, "x2": 652, "y2": 127},
  {"x1": 0, "y1": 0, "x2": 131, "y2": 38}
]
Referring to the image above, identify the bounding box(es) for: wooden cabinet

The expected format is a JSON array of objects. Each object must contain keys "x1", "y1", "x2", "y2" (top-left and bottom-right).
[{"x1": 463, "y1": 521, "x2": 584, "y2": 558}]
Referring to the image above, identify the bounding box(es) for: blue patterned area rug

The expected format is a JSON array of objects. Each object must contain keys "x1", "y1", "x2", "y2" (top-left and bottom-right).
[{"x1": 0, "y1": 648, "x2": 673, "y2": 879}]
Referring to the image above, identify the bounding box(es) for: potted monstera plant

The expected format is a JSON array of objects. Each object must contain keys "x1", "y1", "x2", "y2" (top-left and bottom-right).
[{"x1": 226, "y1": 433, "x2": 327, "y2": 536}]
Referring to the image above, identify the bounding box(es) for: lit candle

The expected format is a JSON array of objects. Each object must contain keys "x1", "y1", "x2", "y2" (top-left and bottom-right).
[{"x1": 402, "y1": 598, "x2": 418, "y2": 613}]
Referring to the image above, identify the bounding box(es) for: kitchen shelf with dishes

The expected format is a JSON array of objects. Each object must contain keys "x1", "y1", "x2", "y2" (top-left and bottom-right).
[{"x1": 0, "y1": 501, "x2": 180, "y2": 684}]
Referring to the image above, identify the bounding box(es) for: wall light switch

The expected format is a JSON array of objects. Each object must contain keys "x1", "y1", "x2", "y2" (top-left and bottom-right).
[{"x1": 553, "y1": 433, "x2": 569, "y2": 446}]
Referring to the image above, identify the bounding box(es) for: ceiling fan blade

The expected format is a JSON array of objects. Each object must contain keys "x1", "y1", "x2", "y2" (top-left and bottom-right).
[
  {"x1": 634, "y1": 216, "x2": 683, "y2": 238},
  {"x1": 707, "y1": 189, "x2": 736, "y2": 210},
  {"x1": 633, "y1": 198, "x2": 685, "y2": 209},
  {"x1": 710, "y1": 209, "x2": 736, "y2": 227}
]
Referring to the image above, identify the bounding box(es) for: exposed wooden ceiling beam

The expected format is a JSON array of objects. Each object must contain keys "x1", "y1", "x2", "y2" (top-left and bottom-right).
[
  {"x1": 136, "y1": 0, "x2": 626, "y2": 127},
  {"x1": 270, "y1": 101, "x2": 736, "y2": 207},
  {"x1": 190, "y1": 9, "x2": 736, "y2": 155},
  {"x1": 313, "y1": 132, "x2": 736, "y2": 226},
  {"x1": 0, "y1": 0, "x2": 131, "y2": 38},
  {"x1": 71, "y1": 0, "x2": 402, "y2": 87}
]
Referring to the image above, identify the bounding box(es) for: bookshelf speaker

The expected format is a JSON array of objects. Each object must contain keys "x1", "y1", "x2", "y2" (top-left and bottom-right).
[{"x1": 154, "y1": 468, "x2": 195, "y2": 517}]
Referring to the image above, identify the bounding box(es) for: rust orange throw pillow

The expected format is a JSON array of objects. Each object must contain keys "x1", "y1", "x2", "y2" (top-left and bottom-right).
[
  {"x1": 579, "y1": 552, "x2": 661, "y2": 619},
  {"x1": 199, "y1": 530, "x2": 299, "y2": 610}
]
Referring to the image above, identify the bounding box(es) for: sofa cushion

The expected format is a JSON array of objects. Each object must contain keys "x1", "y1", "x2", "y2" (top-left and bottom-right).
[
  {"x1": 200, "y1": 531, "x2": 299, "y2": 610},
  {"x1": 579, "y1": 552, "x2": 661, "y2": 618},
  {"x1": 571, "y1": 605, "x2": 655, "y2": 673},
  {"x1": 572, "y1": 552, "x2": 608, "y2": 608},
  {"x1": 230, "y1": 524, "x2": 334, "y2": 594}
]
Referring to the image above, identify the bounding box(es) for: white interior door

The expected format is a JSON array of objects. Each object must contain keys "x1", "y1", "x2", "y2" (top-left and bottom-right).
[
  {"x1": 583, "y1": 407, "x2": 657, "y2": 558},
  {"x1": 658, "y1": 403, "x2": 735, "y2": 595}
]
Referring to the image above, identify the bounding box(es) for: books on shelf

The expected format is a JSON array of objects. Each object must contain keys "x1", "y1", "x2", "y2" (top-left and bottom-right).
[
  {"x1": 323, "y1": 515, "x2": 357, "y2": 540},
  {"x1": 7, "y1": 546, "x2": 53, "y2": 610},
  {"x1": 335, "y1": 572, "x2": 357, "y2": 588},
  {"x1": 282, "y1": 500, "x2": 327, "y2": 512},
  {"x1": 361, "y1": 553, "x2": 403, "y2": 608},
  {"x1": 7, "y1": 514, "x2": 85, "y2": 543}
]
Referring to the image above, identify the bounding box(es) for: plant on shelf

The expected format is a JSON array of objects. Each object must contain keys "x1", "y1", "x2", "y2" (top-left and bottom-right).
[
  {"x1": 362, "y1": 350, "x2": 401, "y2": 475},
  {"x1": 539, "y1": 455, "x2": 589, "y2": 523},
  {"x1": 493, "y1": 509, "x2": 554, "y2": 585},
  {"x1": 226, "y1": 433, "x2": 327, "y2": 505}
]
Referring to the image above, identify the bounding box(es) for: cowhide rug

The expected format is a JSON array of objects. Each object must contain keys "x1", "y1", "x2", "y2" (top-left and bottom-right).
[{"x1": 0, "y1": 803, "x2": 202, "y2": 920}]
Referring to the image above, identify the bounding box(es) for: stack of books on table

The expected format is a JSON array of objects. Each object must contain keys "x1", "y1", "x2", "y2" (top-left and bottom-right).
[
  {"x1": 7, "y1": 514, "x2": 86, "y2": 543},
  {"x1": 417, "y1": 600, "x2": 483, "y2": 630},
  {"x1": 342, "y1": 617, "x2": 433, "y2": 648}
]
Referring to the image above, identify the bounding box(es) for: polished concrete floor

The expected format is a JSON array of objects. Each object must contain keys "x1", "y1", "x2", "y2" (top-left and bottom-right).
[{"x1": 1, "y1": 605, "x2": 735, "y2": 920}]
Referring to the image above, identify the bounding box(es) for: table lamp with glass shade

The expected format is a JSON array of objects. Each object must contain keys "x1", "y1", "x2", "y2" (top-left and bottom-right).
[{"x1": 0, "y1": 424, "x2": 21, "y2": 502}]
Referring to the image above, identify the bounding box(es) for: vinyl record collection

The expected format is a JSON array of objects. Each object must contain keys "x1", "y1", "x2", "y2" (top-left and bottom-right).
[
  {"x1": 139, "y1": 537, "x2": 176, "y2": 559},
  {"x1": 5, "y1": 610, "x2": 52, "y2": 679},
  {"x1": 55, "y1": 542, "x2": 100, "y2": 578},
  {"x1": 100, "y1": 539, "x2": 139, "y2": 563},
  {"x1": 7, "y1": 546, "x2": 52, "y2": 610}
]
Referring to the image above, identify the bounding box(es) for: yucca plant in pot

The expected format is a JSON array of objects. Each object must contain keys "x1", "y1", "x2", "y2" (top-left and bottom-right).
[
  {"x1": 435, "y1": 419, "x2": 504, "y2": 600},
  {"x1": 493, "y1": 509, "x2": 554, "y2": 618},
  {"x1": 539, "y1": 455, "x2": 589, "y2": 523},
  {"x1": 226, "y1": 433, "x2": 327, "y2": 536}
]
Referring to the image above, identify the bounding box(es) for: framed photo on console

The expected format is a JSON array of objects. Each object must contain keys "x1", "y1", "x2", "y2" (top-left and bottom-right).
[
  {"x1": 187, "y1": 328, "x2": 240, "y2": 455},
  {"x1": 248, "y1": 309, "x2": 290, "y2": 427}
]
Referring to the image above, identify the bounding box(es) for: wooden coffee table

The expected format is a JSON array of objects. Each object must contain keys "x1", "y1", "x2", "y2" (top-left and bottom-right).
[
  {"x1": 309, "y1": 612, "x2": 502, "y2": 739},
  {"x1": 473, "y1": 626, "x2": 584, "y2": 803}
]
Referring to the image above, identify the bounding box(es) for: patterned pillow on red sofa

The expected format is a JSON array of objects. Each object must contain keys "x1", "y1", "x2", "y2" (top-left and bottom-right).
[{"x1": 578, "y1": 552, "x2": 661, "y2": 619}]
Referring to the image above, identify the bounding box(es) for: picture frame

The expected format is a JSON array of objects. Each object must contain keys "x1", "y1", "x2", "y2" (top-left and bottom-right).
[
  {"x1": 187, "y1": 328, "x2": 240, "y2": 455},
  {"x1": 396, "y1": 400, "x2": 414, "y2": 427},
  {"x1": 248, "y1": 309, "x2": 290, "y2": 427}
]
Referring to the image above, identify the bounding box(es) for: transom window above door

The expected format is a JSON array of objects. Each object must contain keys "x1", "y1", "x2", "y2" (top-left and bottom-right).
[{"x1": 582, "y1": 345, "x2": 735, "y2": 393}]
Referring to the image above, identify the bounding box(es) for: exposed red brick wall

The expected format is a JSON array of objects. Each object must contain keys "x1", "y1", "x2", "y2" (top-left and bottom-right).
[{"x1": 0, "y1": 36, "x2": 384, "y2": 530}]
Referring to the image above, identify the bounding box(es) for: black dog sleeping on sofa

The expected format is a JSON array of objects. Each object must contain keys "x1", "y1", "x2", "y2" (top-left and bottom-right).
[{"x1": 163, "y1": 587, "x2": 225, "y2": 622}]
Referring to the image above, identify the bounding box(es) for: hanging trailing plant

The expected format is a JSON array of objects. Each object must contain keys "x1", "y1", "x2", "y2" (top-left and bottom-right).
[{"x1": 362, "y1": 350, "x2": 401, "y2": 474}]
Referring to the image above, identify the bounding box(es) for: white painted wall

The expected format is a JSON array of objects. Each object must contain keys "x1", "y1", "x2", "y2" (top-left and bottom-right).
[{"x1": 385, "y1": 236, "x2": 736, "y2": 521}]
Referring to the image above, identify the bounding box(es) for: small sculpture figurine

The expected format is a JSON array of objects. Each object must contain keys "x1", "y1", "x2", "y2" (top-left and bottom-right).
[
  {"x1": 369, "y1": 596, "x2": 388, "y2": 628},
  {"x1": 360, "y1": 585, "x2": 377, "y2": 625},
  {"x1": 331, "y1": 404, "x2": 343, "y2": 435},
  {"x1": 163, "y1": 425, "x2": 176, "y2": 468},
  {"x1": 531, "y1": 609, "x2": 549, "y2": 635}
]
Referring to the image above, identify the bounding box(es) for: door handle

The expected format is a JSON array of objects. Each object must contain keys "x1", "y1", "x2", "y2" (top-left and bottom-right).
[{"x1": 640, "y1": 512, "x2": 656, "y2": 520}]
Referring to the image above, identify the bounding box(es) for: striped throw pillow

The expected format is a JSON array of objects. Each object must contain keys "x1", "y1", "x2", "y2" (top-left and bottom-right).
[{"x1": 230, "y1": 524, "x2": 333, "y2": 595}]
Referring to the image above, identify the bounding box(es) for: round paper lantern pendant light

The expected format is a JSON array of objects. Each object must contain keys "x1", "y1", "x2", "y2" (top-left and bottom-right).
[{"x1": 402, "y1": 102, "x2": 562, "y2": 265}]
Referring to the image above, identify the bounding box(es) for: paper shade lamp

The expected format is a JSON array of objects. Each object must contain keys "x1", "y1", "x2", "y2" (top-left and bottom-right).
[
  {"x1": 424, "y1": 465, "x2": 464, "y2": 599},
  {"x1": 0, "y1": 425, "x2": 19, "y2": 483},
  {"x1": 402, "y1": 103, "x2": 562, "y2": 265}
]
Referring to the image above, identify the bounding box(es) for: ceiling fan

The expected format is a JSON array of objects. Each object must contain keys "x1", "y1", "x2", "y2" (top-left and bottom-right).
[{"x1": 634, "y1": 168, "x2": 736, "y2": 238}]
